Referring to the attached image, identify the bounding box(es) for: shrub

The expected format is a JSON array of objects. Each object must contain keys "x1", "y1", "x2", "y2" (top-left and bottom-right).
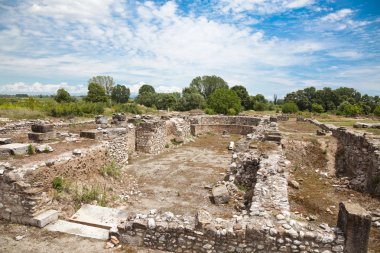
[
  {"x1": 27, "y1": 144, "x2": 35, "y2": 155},
  {"x1": 337, "y1": 101, "x2": 362, "y2": 116},
  {"x1": 311, "y1": 103, "x2": 324, "y2": 113},
  {"x1": 254, "y1": 102, "x2": 267, "y2": 111},
  {"x1": 49, "y1": 101, "x2": 105, "y2": 117},
  {"x1": 374, "y1": 105, "x2": 380, "y2": 117},
  {"x1": 204, "y1": 108, "x2": 215, "y2": 115},
  {"x1": 99, "y1": 161, "x2": 121, "y2": 178},
  {"x1": 113, "y1": 103, "x2": 142, "y2": 114},
  {"x1": 52, "y1": 177, "x2": 63, "y2": 192},
  {"x1": 282, "y1": 102, "x2": 299, "y2": 113}
]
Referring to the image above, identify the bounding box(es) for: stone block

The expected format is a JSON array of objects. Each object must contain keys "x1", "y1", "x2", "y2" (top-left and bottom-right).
[
  {"x1": 212, "y1": 185, "x2": 230, "y2": 205},
  {"x1": 80, "y1": 130, "x2": 101, "y2": 139},
  {"x1": 95, "y1": 115, "x2": 108, "y2": 124},
  {"x1": 0, "y1": 143, "x2": 29, "y2": 155},
  {"x1": 0, "y1": 138, "x2": 11, "y2": 145},
  {"x1": 28, "y1": 131, "x2": 56, "y2": 142},
  {"x1": 337, "y1": 201, "x2": 371, "y2": 253},
  {"x1": 32, "y1": 209, "x2": 59, "y2": 227},
  {"x1": 196, "y1": 210, "x2": 213, "y2": 229},
  {"x1": 31, "y1": 124, "x2": 54, "y2": 133}
]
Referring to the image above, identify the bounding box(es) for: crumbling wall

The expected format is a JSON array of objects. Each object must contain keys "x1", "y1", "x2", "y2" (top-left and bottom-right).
[
  {"x1": 165, "y1": 117, "x2": 191, "y2": 143},
  {"x1": 135, "y1": 121, "x2": 167, "y2": 154},
  {"x1": 307, "y1": 119, "x2": 380, "y2": 198},
  {"x1": 0, "y1": 145, "x2": 109, "y2": 226},
  {"x1": 192, "y1": 116, "x2": 262, "y2": 126},
  {"x1": 191, "y1": 124, "x2": 255, "y2": 136}
]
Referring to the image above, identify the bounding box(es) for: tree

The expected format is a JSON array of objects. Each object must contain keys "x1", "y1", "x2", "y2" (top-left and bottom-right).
[
  {"x1": 337, "y1": 101, "x2": 362, "y2": 116},
  {"x1": 138, "y1": 84, "x2": 155, "y2": 95},
  {"x1": 282, "y1": 102, "x2": 299, "y2": 113},
  {"x1": 177, "y1": 87, "x2": 205, "y2": 111},
  {"x1": 135, "y1": 92, "x2": 157, "y2": 107},
  {"x1": 111, "y1": 85, "x2": 130, "y2": 104},
  {"x1": 55, "y1": 88, "x2": 73, "y2": 103},
  {"x1": 231, "y1": 85, "x2": 249, "y2": 109},
  {"x1": 190, "y1": 75, "x2": 228, "y2": 99},
  {"x1": 85, "y1": 83, "x2": 108, "y2": 103},
  {"x1": 374, "y1": 105, "x2": 380, "y2": 117},
  {"x1": 207, "y1": 88, "x2": 241, "y2": 115},
  {"x1": 88, "y1": 76, "x2": 115, "y2": 96}
]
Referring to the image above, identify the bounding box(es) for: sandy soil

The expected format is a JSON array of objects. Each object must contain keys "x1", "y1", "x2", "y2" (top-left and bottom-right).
[{"x1": 124, "y1": 134, "x2": 241, "y2": 217}]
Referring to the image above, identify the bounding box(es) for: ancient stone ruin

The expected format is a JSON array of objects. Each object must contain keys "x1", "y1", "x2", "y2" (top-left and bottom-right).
[{"x1": 0, "y1": 115, "x2": 377, "y2": 252}]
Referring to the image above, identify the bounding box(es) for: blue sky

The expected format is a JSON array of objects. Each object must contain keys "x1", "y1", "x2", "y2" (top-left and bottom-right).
[{"x1": 0, "y1": 0, "x2": 379, "y2": 98}]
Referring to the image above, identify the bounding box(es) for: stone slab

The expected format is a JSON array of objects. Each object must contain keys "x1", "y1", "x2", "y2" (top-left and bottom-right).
[
  {"x1": 32, "y1": 209, "x2": 59, "y2": 228},
  {"x1": 212, "y1": 185, "x2": 230, "y2": 205},
  {"x1": 80, "y1": 130, "x2": 101, "y2": 140},
  {"x1": 70, "y1": 204, "x2": 129, "y2": 229},
  {"x1": 45, "y1": 220, "x2": 109, "y2": 240},
  {"x1": 0, "y1": 143, "x2": 29, "y2": 155},
  {"x1": 28, "y1": 131, "x2": 56, "y2": 142},
  {"x1": 31, "y1": 124, "x2": 54, "y2": 133},
  {"x1": 0, "y1": 138, "x2": 11, "y2": 145}
]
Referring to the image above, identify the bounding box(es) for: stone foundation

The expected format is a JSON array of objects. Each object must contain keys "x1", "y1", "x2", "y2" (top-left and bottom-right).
[{"x1": 307, "y1": 119, "x2": 380, "y2": 198}]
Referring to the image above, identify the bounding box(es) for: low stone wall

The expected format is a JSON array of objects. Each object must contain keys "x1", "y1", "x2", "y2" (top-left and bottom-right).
[
  {"x1": 191, "y1": 124, "x2": 255, "y2": 136},
  {"x1": 191, "y1": 116, "x2": 262, "y2": 126},
  {"x1": 307, "y1": 119, "x2": 380, "y2": 198}
]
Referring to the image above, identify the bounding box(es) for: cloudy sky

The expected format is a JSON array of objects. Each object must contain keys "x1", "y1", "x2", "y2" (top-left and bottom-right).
[{"x1": 0, "y1": 0, "x2": 379, "y2": 97}]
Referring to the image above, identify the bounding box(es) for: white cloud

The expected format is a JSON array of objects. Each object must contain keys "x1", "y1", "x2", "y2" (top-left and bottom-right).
[
  {"x1": 0, "y1": 82, "x2": 87, "y2": 95},
  {"x1": 318, "y1": 9, "x2": 370, "y2": 31},
  {"x1": 328, "y1": 51, "x2": 363, "y2": 59},
  {"x1": 321, "y1": 9, "x2": 353, "y2": 22}
]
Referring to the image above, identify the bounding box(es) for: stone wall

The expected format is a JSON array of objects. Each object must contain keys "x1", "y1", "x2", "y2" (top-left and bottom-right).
[
  {"x1": 0, "y1": 144, "x2": 109, "y2": 226},
  {"x1": 307, "y1": 119, "x2": 380, "y2": 198},
  {"x1": 191, "y1": 116, "x2": 262, "y2": 126},
  {"x1": 191, "y1": 124, "x2": 255, "y2": 136},
  {"x1": 135, "y1": 121, "x2": 167, "y2": 154},
  {"x1": 117, "y1": 121, "x2": 346, "y2": 253}
]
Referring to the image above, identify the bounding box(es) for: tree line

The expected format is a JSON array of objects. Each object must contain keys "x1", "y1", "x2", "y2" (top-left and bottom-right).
[{"x1": 54, "y1": 75, "x2": 380, "y2": 117}]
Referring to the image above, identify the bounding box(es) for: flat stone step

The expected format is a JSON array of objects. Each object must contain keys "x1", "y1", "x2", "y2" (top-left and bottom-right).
[
  {"x1": 69, "y1": 204, "x2": 129, "y2": 229},
  {"x1": 45, "y1": 220, "x2": 109, "y2": 240},
  {"x1": 32, "y1": 209, "x2": 59, "y2": 228},
  {"x1": 0, "y1": 143, "x2": 29, "y2": 155}
]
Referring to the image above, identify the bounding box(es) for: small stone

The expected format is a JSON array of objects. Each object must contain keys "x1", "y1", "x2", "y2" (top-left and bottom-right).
[
  {"x1": 288, "y1": 179, "x2": 300, "y2": 189},
  {"x1": 105, "y1": 241, "x2": 114, "y2": 249},
  {"x1": 15, "y1": 235, "x2": 25, "y2": 241},
  {"x1": 72, "y1": 149, "x2": 82, "y2": 156},
  {"x1": 110, "y1": 235, "x2": 119, "y2": 245},
  {"x1": 147, "y1": 218, "x2": 156, "y2": 229},
  {"x1": 276, "y1": 214, "x2": 285, "y2": 220}
]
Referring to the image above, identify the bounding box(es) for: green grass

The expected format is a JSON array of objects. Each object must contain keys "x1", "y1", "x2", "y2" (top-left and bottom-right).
[{"x1": 98, "y1": 160, "x2": 122, "y2": 178}]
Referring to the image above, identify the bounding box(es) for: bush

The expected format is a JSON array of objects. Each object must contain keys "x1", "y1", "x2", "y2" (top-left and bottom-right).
[
  {"x1": 374, "y1": 105, "x2": 380, "y2": 117},
  {"x1": 52, "y1": 177, "x2": 63, "y2": 192},
  {"x1": 337, "y1": 101, "x2": 362, "y2": 116},
  {"x1": 27, "y1": 144, "x2": 35, "y2": 155},
  {"x1": 49, "y1": 101, "x2": 105, "y2": 117},
  {"x1": 282, "y1": 102, "x2": 299, "y2": 113},
  {"x1": 311, "y1": 103, "x2": 324, "y2": 113},
  {"x1": 254, "y1": 102, "x2": 267, "y2": 111},
  {"x1": 113, "y1": 103, "x2": 142, "y2": 114},
  {"x1": 204, "y1": 108, "x2": 215, "y2": 115}
]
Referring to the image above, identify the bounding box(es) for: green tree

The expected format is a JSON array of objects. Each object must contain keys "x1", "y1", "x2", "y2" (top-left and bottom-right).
[
  {"x1": 207, "y1": 88, "x2": 241, "y2": 115},
  {"x1": 138, "y1": 84, "x2": 155, "y2": 95},
  {"x1": 337, "y1": 101, "x2": 362, "y2": 116},
  {"x1": 111, "y1": 84, "x2": 130, "y2": 104},
  {"x1": 231, "y1": 85, "x2": 250, "y2": 109},
  {"x1": 85, "y1": 83, "x2": 108, "y2": 103},
  {"x1": 190, "y1": 75, "x2": 228, "y2": 99},
  {"x1": 55, "y1": 88, "x2": 73, "y2": 103},
  {"x1": 311, "y1": 103, "x2": 324, "y2": 113},
  {"x1": 88, "y1": 76, "x2": 115, "y2": 96},
  {"x1": 135, "y1": 92, "x2": 157, "y2": 107},
  {"x1": 282, "y1": 102, "x2": 299, "y2": 113}
]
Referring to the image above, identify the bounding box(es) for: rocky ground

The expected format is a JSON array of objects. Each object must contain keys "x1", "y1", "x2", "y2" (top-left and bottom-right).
[{"x1": 279, "y1": 119, "x2": 380, "y2": 252}]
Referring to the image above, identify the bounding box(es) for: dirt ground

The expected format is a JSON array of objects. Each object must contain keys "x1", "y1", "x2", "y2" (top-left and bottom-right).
[
  {"x1": 279, "y1": 119, "x2": 380, "y2": 252},
  {"x1": 124, "y1": 133, "x2": 241, "y2": 217},
  {"x1": 0, "y1": 219, "x2": 164, "y2": 253}
]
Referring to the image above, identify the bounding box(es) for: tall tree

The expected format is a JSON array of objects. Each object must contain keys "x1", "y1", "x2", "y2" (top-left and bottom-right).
[
  {"x1": 55, "y1": 88, "x2": 73, "y2": 103},
  {"x1": 85, "y1": 83, "x2": 108, "y2": 103},
  {"x1": 208, "y1": 88, "x2": 241, "y2": 115},
  {"x1": 111, "y1": 84, "x2": 130, "y2": 104},
  {"x1": 88, "y1": 76, "x2": 115, "y2": 96},
  {"x1": 231, "y1": 85, "x2": 249, "y2": 109},
  {"x1": 190, "y1": 75, "x2": 228, "y2": 99},
  {"x1": 138, "y1": 84, "x2": 155, "y2": 95}
]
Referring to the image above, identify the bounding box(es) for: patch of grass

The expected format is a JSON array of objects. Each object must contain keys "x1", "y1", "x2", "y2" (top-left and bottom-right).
[
  {"x1": 236, "y1": 183, "x2": 248, "y2": 192},
  {"x1": 73, "y1": 185, "x2": 108, "y2": 206},
  {"x1": 99, "y1": 160, "x2": 121, "y2": 178},
  {"x1": 52, "y1": 177, "x2": 71, "y2": 193},
  {"x1": 170, "y1": 138, "x2": 183, "y2": 145},
  {"x1": 165, "y1": 143, "x2": 169, "y2": 148},
  {"x1": 27, "y1": 144, "x2": 35, "y2": 155}
]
